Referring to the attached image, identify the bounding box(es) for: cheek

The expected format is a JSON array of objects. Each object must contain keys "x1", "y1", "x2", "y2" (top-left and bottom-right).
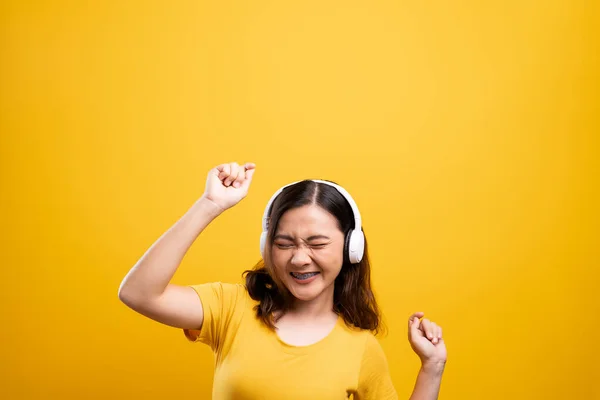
[
  {"x1": 270, "y1": 249, "x2": 288, "y2": 271},
  {"x1": 316, "y1": 247, "x2": 344, "y2": 270}
]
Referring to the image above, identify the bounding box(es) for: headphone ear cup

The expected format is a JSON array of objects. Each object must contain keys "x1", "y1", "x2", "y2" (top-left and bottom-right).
[
  {"x1": 260, "y1": 232, "x2": 267, "y2": 258},
  {"x1": 347, "y1": 230, "x2": 365, "y2": 264}
]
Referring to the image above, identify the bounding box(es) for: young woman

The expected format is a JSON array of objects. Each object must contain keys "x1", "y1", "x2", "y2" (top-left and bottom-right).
[{"x1": 119, "y1": 161, "x2": 447, "y2": 399}]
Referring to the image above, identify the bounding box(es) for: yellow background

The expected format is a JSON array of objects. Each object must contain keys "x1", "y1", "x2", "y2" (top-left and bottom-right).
[{"x1": 1, "y1": 1, "x2": 598, "y2": 399}]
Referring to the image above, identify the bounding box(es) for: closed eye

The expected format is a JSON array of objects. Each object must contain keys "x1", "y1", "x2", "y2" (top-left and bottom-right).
[{"x1": 274, "y1": 243, "x2": 329, "y2": 249}]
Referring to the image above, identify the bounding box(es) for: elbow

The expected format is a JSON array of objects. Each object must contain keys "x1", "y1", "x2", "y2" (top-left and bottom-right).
[
  {"x1": 118, "y1": 281, "x2": 157, "y2": 311},
  {"x1": 118, "y1": 281, "x2": 137, "y2": 308}
]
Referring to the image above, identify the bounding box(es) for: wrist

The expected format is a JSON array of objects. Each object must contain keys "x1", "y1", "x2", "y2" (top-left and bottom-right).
[
  {"x1": 195, "y1": 196, "x2": 226, "y2": 217},
  {"x1": 420, "y1": 360, "x2": 446, "y2": 376}
]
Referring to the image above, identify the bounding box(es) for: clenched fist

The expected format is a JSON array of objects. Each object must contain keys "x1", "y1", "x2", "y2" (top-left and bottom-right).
[
  {"x1": 201, "y1": 162, "x2": 256, "y2": 212},
  {"x1": 408, "y1": 312, "x2": 447, "y2": 365}
]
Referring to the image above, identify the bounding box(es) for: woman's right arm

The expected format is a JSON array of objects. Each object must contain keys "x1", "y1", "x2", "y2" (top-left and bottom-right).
[{"x1": 117, "y1": 162, "x2": 256, "y2": 331}]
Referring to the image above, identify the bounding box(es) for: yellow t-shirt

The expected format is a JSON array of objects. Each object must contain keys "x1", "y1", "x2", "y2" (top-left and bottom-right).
[{"x1": 183, "y1": 282, "x2": 398, "y2": 400}]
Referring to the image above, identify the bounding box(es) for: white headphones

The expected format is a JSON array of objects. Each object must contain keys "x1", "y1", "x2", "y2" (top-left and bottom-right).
[{"x1": 259, "y1": 180, "x2": 365, "y2": 264}]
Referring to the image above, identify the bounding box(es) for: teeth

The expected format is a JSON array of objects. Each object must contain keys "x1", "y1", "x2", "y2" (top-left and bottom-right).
[{"x1": 291, "y1": 272, "x2": 318, "y2": 280}]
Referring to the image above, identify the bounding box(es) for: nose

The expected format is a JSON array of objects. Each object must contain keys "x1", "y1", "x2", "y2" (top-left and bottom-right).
[{"x1": 290, "y1": 246, "x2": 311, "y2": 267}]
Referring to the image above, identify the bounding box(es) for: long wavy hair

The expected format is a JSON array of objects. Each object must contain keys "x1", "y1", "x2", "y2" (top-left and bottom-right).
[{"x1": 243, "y1": 180, "x2": 384, "y2": 335}]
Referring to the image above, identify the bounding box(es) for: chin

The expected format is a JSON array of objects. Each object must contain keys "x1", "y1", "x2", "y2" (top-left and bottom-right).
[
  {"x1": 289, "y1": 287, "x2": 321, "y2": 302},
  {"x1": 283, "y1": 275, "x2": 328, "y2": 302}
]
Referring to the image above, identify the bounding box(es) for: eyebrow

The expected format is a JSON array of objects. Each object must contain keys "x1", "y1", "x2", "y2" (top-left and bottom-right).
[{"x1": 273, "y1": 234, "x2": 331, "y2": 241}]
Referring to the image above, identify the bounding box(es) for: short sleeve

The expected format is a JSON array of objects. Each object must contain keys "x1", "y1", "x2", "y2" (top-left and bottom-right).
[
  {"x1": 356, "y1": 334, "x2": 398, "y2": 400},
  {"x1": 182, "y1": 282, "x2": 246, "y2": 351}
]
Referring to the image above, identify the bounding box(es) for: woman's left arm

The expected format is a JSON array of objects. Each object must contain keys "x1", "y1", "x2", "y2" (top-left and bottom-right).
[
  {"x1": 406, "y1": 312, "x2": 447, "y2": 400},
  {"x1": 408, "y1": 361, "x2": 445, "y2": 400}
]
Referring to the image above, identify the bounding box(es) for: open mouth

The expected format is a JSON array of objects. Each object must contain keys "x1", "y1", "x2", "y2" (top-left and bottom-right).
[{"x1": 290, "y1": 272, "x2": 320, "y2": 280}]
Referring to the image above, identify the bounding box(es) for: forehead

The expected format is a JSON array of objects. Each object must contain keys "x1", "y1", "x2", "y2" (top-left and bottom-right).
[{"x1": 276, "y1": 205, "x2": 341, "y2": 233}]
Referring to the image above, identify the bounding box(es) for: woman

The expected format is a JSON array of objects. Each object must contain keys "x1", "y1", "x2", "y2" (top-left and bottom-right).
[{"x1": 119, "y1": 161, "x2": 447, "y2": 399}]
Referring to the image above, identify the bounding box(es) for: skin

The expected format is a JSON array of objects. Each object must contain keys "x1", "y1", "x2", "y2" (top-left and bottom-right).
[{"x1": 271, "y1": 205, "x2": 344, "y2": 308}]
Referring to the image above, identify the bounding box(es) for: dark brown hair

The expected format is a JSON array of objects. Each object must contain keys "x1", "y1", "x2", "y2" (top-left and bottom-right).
[{"x1": 243, "y1": 180, "x2": 384, "y2": 335}]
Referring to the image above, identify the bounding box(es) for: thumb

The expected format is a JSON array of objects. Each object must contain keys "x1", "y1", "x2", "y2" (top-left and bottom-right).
[
  {"x1": 241, "y1": 163, "x2": 256, "y2": 189},
  {"x1": 409, "y1": 312, "x2": 424, "y2": 334},
  {"x1": 411, "y1": 316, "x2": 420, "y2": 332}
]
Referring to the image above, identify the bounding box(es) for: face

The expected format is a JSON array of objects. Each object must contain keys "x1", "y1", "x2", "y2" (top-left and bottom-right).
[{"x1": 270, "y1": 204, "x2": 345, "y2": 303}]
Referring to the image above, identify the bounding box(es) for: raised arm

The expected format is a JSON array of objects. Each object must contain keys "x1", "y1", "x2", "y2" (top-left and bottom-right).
[{"x1": 117, "y1": 162, "x2": 256, "y2": 330}]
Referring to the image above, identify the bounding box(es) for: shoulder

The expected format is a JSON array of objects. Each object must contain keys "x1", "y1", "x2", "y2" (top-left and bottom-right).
[
  {"x1": 189, "y1": 281, "x2": 246, "y2": 294},
  {"x1": 362, "y1": 332, "x2": 387, "y2": 359},
  {"x1": 187, "y1": 281, "x2": 256, "y2": 322},
  {"x1": 189, "y1": 282, "x2": 250, "y2": 305},
  {"x1": 336, "y1": 325, "x2": 394, "y2": 388},
  {"x1": 338, "y1": 319, "x2": 378, "y2": 342},
  {"x1": 337, "y1": 324, "x2": 389, "y2": 368},
  {"x1": 183, "y1": 282, "x2": 253, "y2": 344},
  {"x1": 358, "y1": 331, "x2": 391, "y2": 376},
  {"x1": 336, "y1": 321, "x2": 383, "y2": 355}
]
